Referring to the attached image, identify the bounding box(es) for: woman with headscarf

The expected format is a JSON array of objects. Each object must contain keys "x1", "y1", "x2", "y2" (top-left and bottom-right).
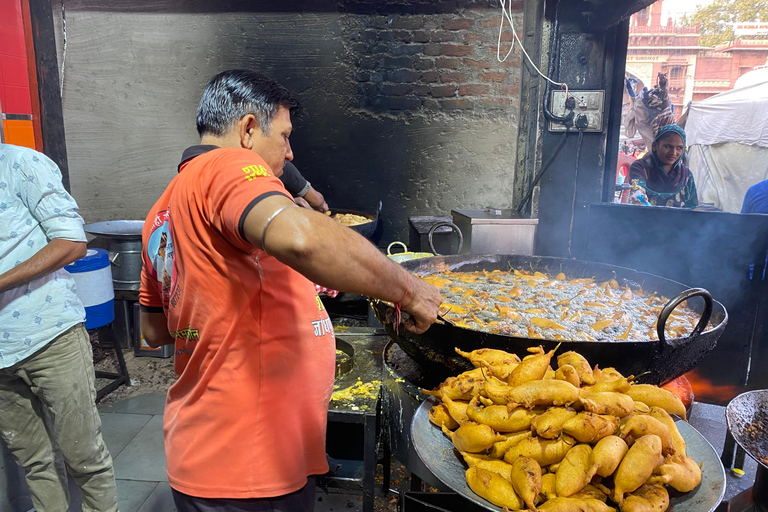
[{"x1": 628, "y1": 124, "x2": 698, "y2": 209}]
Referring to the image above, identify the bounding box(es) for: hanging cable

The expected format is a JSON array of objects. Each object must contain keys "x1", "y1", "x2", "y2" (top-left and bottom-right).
[
  {"x1": 516, "y1": 126, "x2": 571, "y2": 213},
  {"x1": 60, "y1": 0, "x2": 67, "y2": 96},
  {"x1": 567, "y1": 115, "x2": 589, "y2": 257},
  {"x1": 497, "y1": 0, "x2": 569, "y2": 100}
]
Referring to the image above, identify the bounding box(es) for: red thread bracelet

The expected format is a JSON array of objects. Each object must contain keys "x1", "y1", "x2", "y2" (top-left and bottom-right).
[{"x1": 394, "y1": 273, "x2": 411, "y2": 334}]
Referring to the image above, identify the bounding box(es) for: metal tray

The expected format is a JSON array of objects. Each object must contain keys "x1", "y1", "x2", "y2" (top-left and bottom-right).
[
  {"x1": 412, "y1": 397, "x2": 726, "y2": 512},
  {"x1": 84, "y1": 220, "x2": 144, "y2": 238}
]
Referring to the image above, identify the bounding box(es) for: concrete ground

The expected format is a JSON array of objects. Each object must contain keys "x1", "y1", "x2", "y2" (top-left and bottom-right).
[{"x1": 4, "y1": 392, "x2": 409, "y2": 512}]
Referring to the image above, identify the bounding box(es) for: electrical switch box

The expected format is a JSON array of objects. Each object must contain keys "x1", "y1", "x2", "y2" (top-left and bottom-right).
[{"x1": 548, "y1": 90, "x2": 605, "y2": 133}]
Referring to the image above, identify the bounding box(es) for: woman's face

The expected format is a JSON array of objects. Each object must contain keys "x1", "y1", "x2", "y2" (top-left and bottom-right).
[{"x1": 653, "y1": 133, "x2": 684, "y2": 168}]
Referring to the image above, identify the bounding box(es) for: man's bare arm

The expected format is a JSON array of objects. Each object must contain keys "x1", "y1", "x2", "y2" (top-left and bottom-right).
[
  {"x1": 241, "y1": 195, "x2": 441, "y2": 333},
  {"x1": 140, "y1": 309, "x2": 176, "y2": 348},
  {"x1": 0, "y1": 239, "x2": 86, "y2": 293}
]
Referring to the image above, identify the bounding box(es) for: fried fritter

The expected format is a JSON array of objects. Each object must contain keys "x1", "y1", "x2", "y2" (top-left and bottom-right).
[
  {"x1": 531, "y1": 407, "x2": 578, "y2": 439},
  {"x1": 555, "y1": 364, "x2": 581, "y2": 387},
  {"x1": 585, "y1": 377, "x2": 631, "y2": 394},
  {"x1": 562, "y1": 412, "x2": 619, "y2": 444},
  {"x1": 428, "y1": 403, "x2": 460, "y2": 430},
  {"x1": 621, "y1": 483, "x2": 669, "y2": 512},
  {"x1": 613, "y1": 435, "x2": 664, "y2": 504},
  {"x1": 510, "y1": 455, "x2": 542, "y2": 510},
  {"x1": 535, "y1": 496, "x2": 616, "y2": 512},
  {"x1": 503, "y1": 435, "x2": 576, "y2": 467},
  {"x1": 465, "y1": 467, "x2": 525, "y2": 510},
  {"x1": 570, "y1": 484, "x2": 608, "y2": 503},
  {"x1": 442, "y1": 422, "x2": 506, "y2": 453},
  {"x1": 555, "y1": 444, "x2": 592, "y2": 497},
  {"x1": 540, "y1": 473, "x2": 557, "y2": 501},
  {"x1": 649, "y1": 454, "x2": 702, "y2": 492},
  {"x1": 625, "y1": 385, "x2": 687, "y2": 420},
  {"x1": 620, "y1": 415, "x2": 675, "y2": 455},
  {"x1": 461, "y1": 452, "x2": 515, "y2": 482},
  {"x1": 456, "y1": 347, "x2": 521, "y2": 368},
  {"x1": 592, "y1": 367, "x2": 625, "y2": 383},
  {"x1": 557, "y1": 351, "x2": 596, "y2": 385},
  {"x1": 579, "y1": 391, "x2": 635, "y2": 418},
  {"x1": 441, "y1": 396, "x2": 470, "y2": 426},
  {"x1": 508, "y1": 345, "x2": 559, "y2": 387},
  {"x1": 649, "y1": 407, "x2": 686, "y2": 456},
  {"x1": 490, "y1": 431, "x2": 534, "y2": 459},
  {"x1": 508, "y1": 380, "x2": 581, "y2": 409},
  {"x1": 467, "y1": 395, "x2": 539, "y2": 432},
  {"x1": 586, "y1": 435, "x2": 628, "y2": 479}
]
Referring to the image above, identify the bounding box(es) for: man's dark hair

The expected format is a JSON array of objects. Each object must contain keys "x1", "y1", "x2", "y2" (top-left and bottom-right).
[{"x1": 196, "y1": 70, "x2": 303, "y2": 138}]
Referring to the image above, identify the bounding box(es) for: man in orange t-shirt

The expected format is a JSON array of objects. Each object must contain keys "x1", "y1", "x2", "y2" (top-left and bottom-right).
[{"x1": 139, "y1": 70, "x2": 442, "y2": 512}]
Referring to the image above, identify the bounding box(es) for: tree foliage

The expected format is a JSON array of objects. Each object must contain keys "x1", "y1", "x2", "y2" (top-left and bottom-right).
[{"x1": 679, "y1": 0, "x2": 768, "y2": 47}]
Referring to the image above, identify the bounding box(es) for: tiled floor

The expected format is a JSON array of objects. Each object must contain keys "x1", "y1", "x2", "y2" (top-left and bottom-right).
[{"x1": 3, "y1": 392, "x2": 379, "y2": 512}]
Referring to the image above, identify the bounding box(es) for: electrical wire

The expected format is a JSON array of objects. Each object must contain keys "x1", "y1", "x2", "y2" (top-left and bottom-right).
[
  {"x1": 567, "y1": 126, "x2": 586, "y2": 257},
  {"x1": 60, "y1": 0, "x2": 67, "y2": 96},
  {"x1": 516, "y1": 127, "x2": 570, "y2": 213},
  {"x1": 497, "y1": 0, "x2": 569, "y2": 100}
]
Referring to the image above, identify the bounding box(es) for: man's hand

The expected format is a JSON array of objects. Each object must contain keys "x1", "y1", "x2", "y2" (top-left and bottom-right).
[
  {"x1": 400, "y1": 274, "x2": 442, "y2": 334},
  {"x1": 0, "y1": 239, "x2": 86, "y2": 293},
  {"x1": 304, "y1": 186, "x2": 330, "y2": 213},
  {"x1": 294, "y1": 196, "x2": 313, "y2": 209}
]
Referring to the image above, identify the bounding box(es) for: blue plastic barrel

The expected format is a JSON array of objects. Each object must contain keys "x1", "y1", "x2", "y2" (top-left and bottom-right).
[{"x1": 65, "y1": 248, "x2": 115, "y2": 329}]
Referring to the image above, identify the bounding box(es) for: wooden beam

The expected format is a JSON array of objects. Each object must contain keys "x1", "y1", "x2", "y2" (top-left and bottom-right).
[{"x1": 20, "y1": 0, "x2": 70, "y2": 192}]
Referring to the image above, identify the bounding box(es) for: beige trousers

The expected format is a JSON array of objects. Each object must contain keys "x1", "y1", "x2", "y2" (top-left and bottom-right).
[{"x1": 0, "y1": 324, "x2": 118, "y2": 512}]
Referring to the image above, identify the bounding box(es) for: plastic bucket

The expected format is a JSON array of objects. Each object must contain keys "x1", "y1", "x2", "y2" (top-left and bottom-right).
[{"x1": 65, "y1": 248, "x2": 115, "y2": 329}]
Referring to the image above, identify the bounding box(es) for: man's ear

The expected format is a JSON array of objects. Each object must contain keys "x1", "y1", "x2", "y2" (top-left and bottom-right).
[{"x1": 240, "y1": 114, "x2": 260, "y2": 150}]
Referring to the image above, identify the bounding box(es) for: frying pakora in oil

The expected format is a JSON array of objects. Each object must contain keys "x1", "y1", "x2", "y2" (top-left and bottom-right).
[{"x1": 423, "y1": 268, "x2": 703, "y2": 342}]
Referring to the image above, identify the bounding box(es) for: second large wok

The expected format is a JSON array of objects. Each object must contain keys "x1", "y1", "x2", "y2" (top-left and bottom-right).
[{"x1": 371, "y1": 254, "x2": 728, "y2": 385}]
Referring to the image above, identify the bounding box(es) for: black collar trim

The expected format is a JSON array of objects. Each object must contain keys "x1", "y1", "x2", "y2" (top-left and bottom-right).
[{"x1": 178, "y1": 145, "x2": 220, "y2": 172}]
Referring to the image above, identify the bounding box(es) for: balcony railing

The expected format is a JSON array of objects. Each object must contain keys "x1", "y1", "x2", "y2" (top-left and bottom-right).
[{"x1": 630, "y1": 25, "x2": 700, "y2": 35}]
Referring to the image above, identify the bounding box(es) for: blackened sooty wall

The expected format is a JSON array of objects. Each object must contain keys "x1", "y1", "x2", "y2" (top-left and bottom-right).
[{"x1": 52, "y1": 0, "x2": 525, "y2": 243}]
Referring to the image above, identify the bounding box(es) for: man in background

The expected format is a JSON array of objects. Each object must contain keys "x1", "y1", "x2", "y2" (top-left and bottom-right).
[
  {"x1": 0, "y1": 143, "x2": 118, "y2": 512},
  {"x1": 281, "y1": 160, "x2": 329, "y2": 212},
  {"x1": 742, "y1": 178, "x2": 768, "y2": 214}
]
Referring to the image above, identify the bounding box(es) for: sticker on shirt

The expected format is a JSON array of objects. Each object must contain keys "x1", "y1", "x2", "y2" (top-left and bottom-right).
[
  {"x1": 242, "y1": 164, "x2": 270, "y2": 181},
  {"x1": 170, "y1": 326, "x2": 199, "y2": 342},
  {"x1": 146, "y1": 210, "x2": 177, "y2": 305},
  {"x1": 311, "y1": 316, "x2": 334, "y2": 338}
]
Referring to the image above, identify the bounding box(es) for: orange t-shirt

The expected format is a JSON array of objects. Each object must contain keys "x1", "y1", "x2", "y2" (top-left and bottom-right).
[{"x1": 139, "y1": 146, "x2": 335, "y2": 499}]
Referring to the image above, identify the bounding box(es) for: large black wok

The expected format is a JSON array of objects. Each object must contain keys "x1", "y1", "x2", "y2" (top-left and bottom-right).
[{"x1": 371, "y1": 254, "x2": 728, "y2": 385}]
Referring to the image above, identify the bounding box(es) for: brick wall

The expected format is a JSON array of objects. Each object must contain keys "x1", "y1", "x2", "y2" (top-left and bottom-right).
[{"x1": 340, "y1": 0, "x2": 524, "y2": 115}]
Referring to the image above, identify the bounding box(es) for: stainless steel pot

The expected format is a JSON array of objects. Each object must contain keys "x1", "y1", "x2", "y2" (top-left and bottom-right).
[{"x1": 84, "y1": 220, "x2": 144, "y2": 291}]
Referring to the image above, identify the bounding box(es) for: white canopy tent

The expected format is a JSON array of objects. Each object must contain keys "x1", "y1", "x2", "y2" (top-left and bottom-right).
[{"x1": 686, "y1": 72, "x2": 768, "y2": 213}]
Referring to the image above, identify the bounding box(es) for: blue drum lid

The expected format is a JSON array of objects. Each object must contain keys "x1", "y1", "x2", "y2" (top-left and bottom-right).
[{"x1": 65, "y1": 248, "x2": 111, "y2": 273}]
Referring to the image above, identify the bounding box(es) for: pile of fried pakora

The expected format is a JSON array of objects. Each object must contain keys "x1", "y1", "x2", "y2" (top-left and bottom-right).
[
  {"x1": 329, "y1": 212, "x2": 371, "y2": 226},
  {"x1": 422, "y1": 269, "x2": 703, "y2": 342},
  {"x1": 425, "y1": 346, "x2": 702, "y2": 511}
]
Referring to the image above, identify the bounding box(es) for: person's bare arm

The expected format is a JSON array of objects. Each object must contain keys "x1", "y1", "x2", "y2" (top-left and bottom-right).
[
  {"x1": 140, "y1": 309, "x2": 176, "y2": 348},
  {"x1": 241, "y1": 195, "x2": 441, "y2": 333},
  {"x1": 0, "y1": 239, "x2": 86, "y2": 293}
]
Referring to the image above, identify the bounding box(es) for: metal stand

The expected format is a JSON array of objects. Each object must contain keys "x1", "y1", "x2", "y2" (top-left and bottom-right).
[
  {"x1": 325, "y1": 331, "x2": 390, "y2": 512},
  {"x1": 93, "y1": 329, "x2": 130, "y2": 402}
]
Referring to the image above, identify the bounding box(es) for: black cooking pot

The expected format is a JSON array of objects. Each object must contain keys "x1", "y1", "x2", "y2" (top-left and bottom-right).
[
  {"x1": 370, "y1": 254, "x2": 728, "y2": 385},
  {"x1": 329, "y1": 201, "x2": 382, "y2": 240}
]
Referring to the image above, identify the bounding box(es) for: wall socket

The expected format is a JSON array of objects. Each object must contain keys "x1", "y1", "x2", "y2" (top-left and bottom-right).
[{"x1": 548, "y1": 90, "x2": 605, "y2": 133}]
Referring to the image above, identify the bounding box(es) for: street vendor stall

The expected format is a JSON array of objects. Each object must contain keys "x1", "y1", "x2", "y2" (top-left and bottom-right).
[{"x1": 686, "y1": 76, "x2": 768, "y2": 213}]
